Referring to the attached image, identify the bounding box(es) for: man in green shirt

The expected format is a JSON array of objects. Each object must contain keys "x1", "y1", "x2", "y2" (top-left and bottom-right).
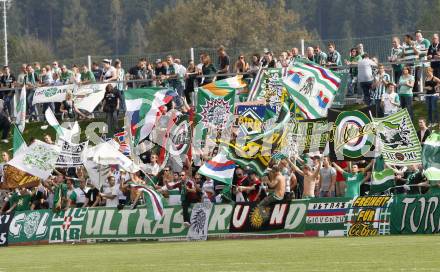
[
  {"x1": 332, "y1": 161, "x2": 373, "y2": 198},
  {"x1": 6, "y1": 188, "x2": 32, "y2": 212},
  {"x1": 60, "y1": 65, "x2": 74, "y2": 84},
  {"x1": 80, "y1": 65, "x2": 96, "y2": 84},
  {"x1": 53, "y1": 174, "x2": 68, "y2": 212}
]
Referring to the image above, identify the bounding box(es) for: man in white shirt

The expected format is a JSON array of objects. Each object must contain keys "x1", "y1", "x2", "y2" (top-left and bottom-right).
[
  {"x1": 357, "y1": 54, "x2": 377, "y2": 106},
  {"x1": 101, "y1": 176, "x2": 119, "y2": 207},
  {"x1": 69, "y1": 179, "x2": 88, "y2": 208}
]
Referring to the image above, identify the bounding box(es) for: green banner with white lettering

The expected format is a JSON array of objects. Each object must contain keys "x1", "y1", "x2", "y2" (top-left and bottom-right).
[
  {"x1": 390, "y1": 194, "x2": 440, "y2": 234},
  {"x1": 8, "y1": 210, "x2": 52, "y2": 244}
]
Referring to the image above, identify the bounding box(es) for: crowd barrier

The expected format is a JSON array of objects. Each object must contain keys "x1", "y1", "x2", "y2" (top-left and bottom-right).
[{"x1": 0, "y1": 194, "x2": 438, "y2": 247}]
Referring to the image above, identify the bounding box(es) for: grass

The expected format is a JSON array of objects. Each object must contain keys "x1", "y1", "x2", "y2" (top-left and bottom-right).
[
  {"x1": 0, "y1": 236, "x2": 439, "y2": 271},
  {"x1": 0, "y1": 100, "x2": 436, "y2": 155}
]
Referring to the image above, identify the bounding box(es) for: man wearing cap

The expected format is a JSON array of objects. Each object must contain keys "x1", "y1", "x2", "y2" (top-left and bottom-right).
[{"x1": 102, "y1": 59, "x2": 117, "y2": 82}]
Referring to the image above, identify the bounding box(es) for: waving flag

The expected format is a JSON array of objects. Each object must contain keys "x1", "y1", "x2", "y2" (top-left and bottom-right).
[
  {"x1": 125, "y1": 88, "x2": 173, "y2": 145},
  {"x1": 373, "y1": 109, "x2": 422, "y2": 166},
  {"x1": 128, "y1": 182, "x2": 164, "y2": 221},
  {"x1": 371, "y1": 169, "x2": 395, "y2": 194},
  {"x1": 283, "y1": 61, "x2": 341, "y2": 119},
  {"x1": 114, "y1": 131, "x2": 131, "y2": 156},
  {"x1": 422, "y1": 133, "x2": 440, "y2": 181},
  {"x1": 196, "y1": 86, "x2": 235, "y2": 131},
  {"x1": 45, "y1": 107, "x2": 79, "y2": 142},
  {"x1": 198, "y1": 153, "x2": 236, "y2": 185},
  {"x1": 12, "y1": 125, "x2": 27, "y2": 157},
  {"x1": 15, "y1": 86, "x2": 26, "y2": 132}
]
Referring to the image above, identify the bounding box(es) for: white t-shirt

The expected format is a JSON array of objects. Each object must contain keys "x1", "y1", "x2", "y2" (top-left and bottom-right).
[
  {"x1": 357, "y1": 58, "x2": 377, "y2": 82},
  {"x1": 382, "y1": 92, "x2": 400, "y2": 115},
  {"x1": 104, "y1": 185, "x2": 119, "y2": 207},
  {"x1": 103, "y1": 66, "x2": 116, "y2": 80},
  {"x1": 71, "y1": 187, "x2": 87, "y2": 204}
]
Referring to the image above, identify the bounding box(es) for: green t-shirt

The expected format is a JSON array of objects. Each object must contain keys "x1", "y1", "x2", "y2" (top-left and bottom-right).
[
  {"x1": 53, "y1": 183, "x2": 67, "y2": 207},
  {"x1": 9, "y1": 193, "x2": 31, "y2": 211},
  {"x1": 343, "y1": 172, "x2": 364, "y2": 198},
  {"x1": 398, "y1": 75, "x2": 414, "y2": 96},
  {"x1": 80, "y1": 71, "x2": 96, "y2": 82},
  {"x1": 60, "y1": 70, "x2": 74, "y2": 83}
]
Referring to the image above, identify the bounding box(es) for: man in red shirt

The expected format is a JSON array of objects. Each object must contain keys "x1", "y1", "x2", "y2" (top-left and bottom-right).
[{"x1": 334, "y1": 161, "x2": 348, "y2": 197}]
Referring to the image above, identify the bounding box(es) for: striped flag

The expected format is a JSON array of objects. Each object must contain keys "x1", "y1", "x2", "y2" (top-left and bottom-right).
[
  {"x1": 283, "y1": 61, "x2": 341, "y2": 119},
  {"x1": 371, "y1": 169, "x2": 395, "y2": 194},
  {"x1": 128, "y1": 182, "x2": 164, "y2": 221},
  {"x1": 14, "y1": 86, "x2": 26, "y2": 132},
  {"x1": 422, "y1": 133, "x2": 440, "y2": 181},
  {"x1": 198, "y1": 153, "x2": 236, "y2": 185},
  {"x1": 125, "y1": 88, "x2": 173, "y2": 145}
]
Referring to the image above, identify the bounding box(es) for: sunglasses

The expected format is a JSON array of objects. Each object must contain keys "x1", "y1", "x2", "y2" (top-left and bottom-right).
[
  {"x1": 164, "y1": 169, "x2": 170, "y2": 172},
  {"x1": 179, "y1": 174, "x2": 185, "y2": 177}
]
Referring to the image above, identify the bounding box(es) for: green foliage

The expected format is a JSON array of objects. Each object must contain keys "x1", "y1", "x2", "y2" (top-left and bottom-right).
[
  {"x1": 146, "y1": 0, "x2": 312, "y2": 51},
  {"x1": 9, "y1": 35, "x2": 55, "y2": 64}
]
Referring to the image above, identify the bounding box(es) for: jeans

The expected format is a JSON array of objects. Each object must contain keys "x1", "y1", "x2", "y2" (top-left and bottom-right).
[
  {"x1": 360, "y1": 81, "x2": 373, "y2": 105},
  {"x1": 0, "y1": 114, "x2": 10, "y2": 139},
  {"x1": 399, "y1": 95, "x2": 414, "y2": 121},
  {"x1": 3, "y1": 95, "x2": 12, "y2": 117},
  {"x1": 118, "y1": 89, "x2": 126, "y2": 113},
  {"x1": 393, "y1": 69, "x2": 402, "y2": 85},
  {"x1": 413, "y1": 67, "x2": 422, "y2": 94},
  {"x1": 105, "y1": 111, "x2": 118, "y2": 137},
  {"x1": 26, "y1": 89, "x2": 38, "y2": 120},
  {"x1": 347, "y1": 75, "x2": 358, "y2": 96},
  {"x1": 426, "y1": 95, "x2": 439, "y2": 124},
  {"x1": 371, "y1": 98, "x2": 383, "y2": 118}
]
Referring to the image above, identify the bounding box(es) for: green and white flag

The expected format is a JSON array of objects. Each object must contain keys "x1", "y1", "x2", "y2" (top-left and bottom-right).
[
  {"x1": 45, "y1": 107, "x2": 79, "y2": 142},
  {"x1": 14, "y1": 86, "x2": 26, "y2": 132},
  {"x1": 12, "y1": 125, "x2": 27, "y2": 157},
  {"x1": 422, "y1": 133, "x2": 440, "y2": 181},
  {"x1": 7, "y1": 140, "x2": 60, "y2": 180},
  {"x1": 373, "y1": 109, "x2": 422, "y2": 165},
  {"x1": 196, "y1": 87, "x2": 235, "y2": 131},
  {"x1": 371, "y1": 168, "x2": 395, "y2": 194}
]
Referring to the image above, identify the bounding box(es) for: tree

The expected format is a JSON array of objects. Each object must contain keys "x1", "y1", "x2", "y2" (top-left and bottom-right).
[
  {"x1": 57, "y1": 0, "x2": 109, "y2": 59},
  {"x1": 111, "y1": 0, "x2": 125, "y2": 55},
  {"x1": 128, "y1": 19, "x2": 148, "y2": 55},
  {"x1": 9, "y1": 35, "x2": 55, "y2": 64},
  {"x1": 145, "y1": 0, "x2": 313, "y2": 52}
]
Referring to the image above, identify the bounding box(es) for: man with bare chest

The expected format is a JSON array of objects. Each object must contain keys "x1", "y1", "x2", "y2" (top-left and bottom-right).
[{"x1": 258, "y1": 166, "x2": 286, "y2": 211}]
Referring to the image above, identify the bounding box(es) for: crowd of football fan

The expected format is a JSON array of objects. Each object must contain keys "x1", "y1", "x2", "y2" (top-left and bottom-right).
[{"x1": 0, "y1": 30, "x2": 439, "y2": 226}]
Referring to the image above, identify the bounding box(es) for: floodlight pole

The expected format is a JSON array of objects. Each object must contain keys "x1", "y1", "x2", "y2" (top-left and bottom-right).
[{"x1": 0, "y1": 0, "x2": 8, "y2": 66}]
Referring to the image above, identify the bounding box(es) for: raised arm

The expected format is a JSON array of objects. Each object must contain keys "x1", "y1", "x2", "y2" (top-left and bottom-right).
[{"x1": 332, "y1": 162, "x2": 347, "y2": 175}]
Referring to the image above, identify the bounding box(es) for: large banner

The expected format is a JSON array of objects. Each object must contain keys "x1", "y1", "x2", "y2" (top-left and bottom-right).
[
  {"x1": 0, "y1": 213, "x2": 14, "y2": 247},
  {"x1": 328, "y1": 107, "x2": 376, "y2": 161},
  {"x1": 8, "y1": 210, "x2": 52, "y2": 244},
  {"x1": 390, "y1": 194, "x2": 440, "y2": 234},
  {"x1": 33, "y1": 83, "x2": 109, "y2": 113},
  {"x1": 345, "y1": 196, "x2": 393, "y2": 237},
  {"x1": 229, "y1": 201, "x2": 306, "y2": 233},
  {"x1": 32, "y1": 84, "x2": 75, "y2": 105},
  {"x1": 306, "y1": 198, "x2": 351, "y2": 231}
]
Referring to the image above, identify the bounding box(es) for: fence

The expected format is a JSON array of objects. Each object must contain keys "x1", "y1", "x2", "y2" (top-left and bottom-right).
[{"x1": 6, "y1": 31, "x2": 440, "y2": 75}]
